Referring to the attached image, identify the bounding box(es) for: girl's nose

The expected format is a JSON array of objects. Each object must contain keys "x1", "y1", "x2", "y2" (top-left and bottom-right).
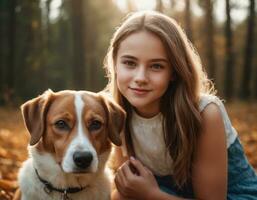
[{"x1": 134, "y1": 66, "x2": 148, "y2": 84}]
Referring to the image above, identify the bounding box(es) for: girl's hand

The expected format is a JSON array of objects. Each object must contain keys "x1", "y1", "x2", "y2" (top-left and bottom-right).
[{"x1": 114, "y1": 157, "x2": 160, "y2": 200}]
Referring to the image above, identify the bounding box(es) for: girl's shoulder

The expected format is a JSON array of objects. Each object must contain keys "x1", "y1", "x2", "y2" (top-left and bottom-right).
[
  {"x1": 199, "y1": 94, "x2": 223, "y2": 113},
  {"x1": 198, "y1": 94, "x2": 237, "y2": 148}
]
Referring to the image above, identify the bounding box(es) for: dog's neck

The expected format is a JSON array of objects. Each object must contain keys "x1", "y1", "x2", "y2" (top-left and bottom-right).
[
  {"x1": 30, "y1": 147, "x2": 97, "y2": 187},
  {"x1": 35, "y1": 168, "x2": 88, "y2": 199}
]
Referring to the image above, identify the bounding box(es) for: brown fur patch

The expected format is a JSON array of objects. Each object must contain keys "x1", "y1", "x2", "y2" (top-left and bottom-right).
[
  {"x1": 37, "y1": 93, "x2": 77, "y2": 164},
  {"x1": 81, "y1": 93, "x2": 111, "y2": 155}
]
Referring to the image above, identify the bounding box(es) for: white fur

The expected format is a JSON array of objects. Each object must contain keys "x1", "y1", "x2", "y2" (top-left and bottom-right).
[
  {"x1": 18, "y1": 149, "x2": 111, "y2": 200},
  {"x1": 18, "y1": 92, "x2": 112, "y2": 200},
  {"x1": 62, "y1": 93, "x2": 98, "y2": 173}
]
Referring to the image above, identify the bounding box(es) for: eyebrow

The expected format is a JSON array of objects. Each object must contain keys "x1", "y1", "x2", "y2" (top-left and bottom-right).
[{"x1": 120, "y1": 55, "x2": 169, "y2": 63}]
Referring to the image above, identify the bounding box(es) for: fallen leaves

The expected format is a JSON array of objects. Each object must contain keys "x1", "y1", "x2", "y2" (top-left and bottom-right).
[
  {"x1": 226, "y1": 102, "x2": 257, "y2": 169},
  {"x1": 0, "y1": 107, "x2": 28, "y2": 200}
]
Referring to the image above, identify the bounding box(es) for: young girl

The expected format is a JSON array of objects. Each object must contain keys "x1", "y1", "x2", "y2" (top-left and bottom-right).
[{"x1": 104, "y1": 10, "x2": 257, "y2": 200}]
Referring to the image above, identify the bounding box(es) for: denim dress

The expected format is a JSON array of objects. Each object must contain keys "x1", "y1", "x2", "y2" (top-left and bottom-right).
[{"x1": 156, "y1": 95, "x2": 257, "y2": 199}]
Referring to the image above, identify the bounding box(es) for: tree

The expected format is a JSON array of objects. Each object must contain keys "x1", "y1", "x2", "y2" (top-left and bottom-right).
[
  {"x1": 11, "y1": 0, "x2": 44, "y2": 100},
  {"x1": 38, "y1": 0, "x2": 52, "y2": 91},
  {"x1": 170, "y1": 0, "x2": 176, "y2": 10},
  {"x1": 185, "y1": 0, "x2": 194, "y2": 42},
  {"x1": 0, "y1": 0, "x2": 123, "y2": 101},
  {"x1": 198, "y1": 0, "x2": 216, "y2": 81},
  {"x1": 240, "y1": 0, "x2": 256, "y2": 99},
  {"x1": 224, "y1": 0, "x2": 235, "y2": 99},
  {"x1": 70, "y1": 0, "x2": 86, "y2": 90},
  {"x1": 156, "y1": 0, "x2": 164, "y2": 13},
  {"x1": 7, "y1": 0, "x2": 16, "y2": 94},
  {"x1": 126, "y1": 0, "x2": 135, "y2": 12},
  {"x1": 0, "y1": 0, "x2": 9, "y2": 104},
  {"x1": 0, "y1": 0, "x2": 17, "y2": 104}
]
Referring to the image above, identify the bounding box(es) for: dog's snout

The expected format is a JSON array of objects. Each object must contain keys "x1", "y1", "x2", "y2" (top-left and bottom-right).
[{"x1": 73, "y1": 151, "x2": 93, "y2": 169}]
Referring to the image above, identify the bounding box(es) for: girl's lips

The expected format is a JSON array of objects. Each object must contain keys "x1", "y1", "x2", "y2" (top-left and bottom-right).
[{"x1": 129, "y1": 87, "x2": 151, "y2": 95}]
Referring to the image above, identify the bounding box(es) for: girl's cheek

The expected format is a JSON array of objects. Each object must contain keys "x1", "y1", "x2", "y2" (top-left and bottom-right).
[
  {"x1": 117, "y1": 74, "x2": 128, "y2": 86},
  {"x1": 117, "y1": 66, "x2": 131, "y2": 80}
]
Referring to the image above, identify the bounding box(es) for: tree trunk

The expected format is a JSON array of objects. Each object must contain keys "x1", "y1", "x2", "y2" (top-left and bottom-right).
[
  {"x1": 185, "y1": 0, "x2": 193, "y2": 42},
  {"x1": 224, "y1": 0, "x2": 235, "y2": 100},
  {"x1": 255, "y1": 30, "x2": 257, "y2": 99},
  {"x1": 204, "y1": 0, "x2": 216, "y2": 81},
  {"x1": 156, "y1": 0, "x2": 163, "y2": 13},
  {"x1": 240, "y1": 0, "x2": 255, "y2": 99},
  {"x1": 40, "y1": 0, "x2": 52, "y2": 90},
  {"x1": 126, "y1": 0, "x2": 135, "y2": 12},
  {"x1": 70, "y1": 0, "x2": 86, "y2": 90},
  {"x1": 0, "y1": 0, "x2": 9, "y2": 103},
  {"x1": 5, "y1": 0, "x2": 17, "y2": 103},
  {"x1": 170, "y1": 0, "x2": 176, "y2": 9}
]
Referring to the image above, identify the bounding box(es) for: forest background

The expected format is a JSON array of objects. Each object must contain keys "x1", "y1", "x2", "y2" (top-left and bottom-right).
[
  {"x1": 0, "y1": 0, "x2": 257, "y2": 199},
  {"x1": 1, "y1": 0, "x2": 257, "y2": 101}
]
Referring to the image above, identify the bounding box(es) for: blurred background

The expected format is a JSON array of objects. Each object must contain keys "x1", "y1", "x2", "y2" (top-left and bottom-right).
[
  {"x1": 0, "y1": 0, "x2": 256, "y2": 199},
  {"x1": 0, "y1": 0, "x2": 257, "y2": 103}
]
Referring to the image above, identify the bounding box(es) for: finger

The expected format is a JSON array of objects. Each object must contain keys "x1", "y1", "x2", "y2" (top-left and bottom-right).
[
  {"x1": 116, "y1": 167, "x2": 126, "y2": 186},
  {"x1": 144, "y1": 166, "x2": 153, "y2": 175},
  {"x1": 116, "y1": 169, "x2": 134, "y2": 198},
  {"x1": 115, "y1": 172, "x2": 126, "y2": 196},
  {"x1": 129, "y1": 157, "x2": 148, "y2": 176},
  {"x1": 113, "y1": 189, "x2": 130, "y2": 200},
  {"x1": 115, "y1": 181, "x2": 126, "y2": 197},
  {"x1": 122, "y1": 161, "x2": 135, "y2": 178}
]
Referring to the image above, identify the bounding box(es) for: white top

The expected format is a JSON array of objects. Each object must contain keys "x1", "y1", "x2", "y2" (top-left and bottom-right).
[
  {"x1": 131, "y1": 111, "x2": 173, "y2": 176},
  {"x1": 130, "y1": 94, "x2": 238, "y2": 176}
]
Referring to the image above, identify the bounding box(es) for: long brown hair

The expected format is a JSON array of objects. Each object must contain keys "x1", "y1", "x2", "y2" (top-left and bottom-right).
[{"x1": 104, "y1": 11, "x2": 214, "y2": 187}]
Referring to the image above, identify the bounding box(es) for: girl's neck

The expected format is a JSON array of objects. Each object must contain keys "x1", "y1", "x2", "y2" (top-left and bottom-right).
[{"x1": 133, "y1": 107, "x2": 160, "y2": 118}]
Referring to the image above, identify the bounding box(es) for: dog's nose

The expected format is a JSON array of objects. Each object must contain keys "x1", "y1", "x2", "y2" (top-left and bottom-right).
[{"x1": 73, "y1": 151, "x2": 93, "y2": 169}]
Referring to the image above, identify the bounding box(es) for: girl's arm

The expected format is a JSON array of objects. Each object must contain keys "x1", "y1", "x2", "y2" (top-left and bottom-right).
[
  {"x1": 114, "y1": 158, "x2": 191, "y2": 200},
  {"x1": 191, "y1": 102, "x2": 227, "y2": 199},
  {"x1": 114, "y1": 103, "x2": 227, "y2": 200}
]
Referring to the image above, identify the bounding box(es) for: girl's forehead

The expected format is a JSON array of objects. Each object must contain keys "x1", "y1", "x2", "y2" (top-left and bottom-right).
[{"x1": 117, "y1": 31, "x2": 168, "y2": 59}]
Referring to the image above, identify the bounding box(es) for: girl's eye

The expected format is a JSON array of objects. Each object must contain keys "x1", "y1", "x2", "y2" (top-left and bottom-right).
[
  {"x1": 151, "y1": 63, "x2": 164, "y2": 70},
  {"x1": 88, "y1": 120, "x2": 102, "y2": 131},
  {"x1": 123, "y1": 60, "x2": 136, "y2": 67},
  {"x1": 54, "y1": 120, "x2": 70, "y2": 131}
]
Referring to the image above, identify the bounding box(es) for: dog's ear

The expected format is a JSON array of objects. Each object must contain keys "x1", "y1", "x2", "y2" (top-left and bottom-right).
[
  {"x1": 99, "y1": 93, "x2": 126, "y2": 146},
  {"x1": 21, "y1": 89, "x2": 54, "y2": 145}
]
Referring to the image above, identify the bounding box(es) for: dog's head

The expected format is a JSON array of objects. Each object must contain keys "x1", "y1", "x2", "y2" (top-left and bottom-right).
[{"x1": 21, "y1": 89, "x2": 126, "y2": 173}]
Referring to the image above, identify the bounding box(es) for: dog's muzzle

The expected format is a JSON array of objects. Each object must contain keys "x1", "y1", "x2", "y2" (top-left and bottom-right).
[{"x1": 73, "y1": 151, "x2": 93, "y2": 169}]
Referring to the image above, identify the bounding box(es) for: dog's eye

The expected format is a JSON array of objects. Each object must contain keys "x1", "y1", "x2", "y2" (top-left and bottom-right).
[
  {"x1": 55, "y1": 120, "x2": 70, "y2": 130},
  {"x1": 88, "y1": 120, "x2": 102, "y2": 131}
]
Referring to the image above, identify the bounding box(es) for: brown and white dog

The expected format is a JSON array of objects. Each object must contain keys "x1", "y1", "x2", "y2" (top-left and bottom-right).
[{"x1": 14, "y1": 90, "x2": 125, "y2": 200}]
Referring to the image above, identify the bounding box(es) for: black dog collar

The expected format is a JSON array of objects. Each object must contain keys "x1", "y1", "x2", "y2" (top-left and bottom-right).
[{"x1": 35, "y1": 169, "x2": 87, "y2": 200}]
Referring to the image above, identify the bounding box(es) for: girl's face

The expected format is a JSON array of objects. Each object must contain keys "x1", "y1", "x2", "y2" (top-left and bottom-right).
[{"x1": 115, "y1": 31, "x2": 172, "y2": 118}]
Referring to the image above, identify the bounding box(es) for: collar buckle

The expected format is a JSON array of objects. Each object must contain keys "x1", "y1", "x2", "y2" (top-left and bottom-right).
[
  {"x1": 44, "y1": 186, "x2": 52, "y2": 194},
  {"x1": 61, "y1": 190, "x2": 72, "y2": 200}
]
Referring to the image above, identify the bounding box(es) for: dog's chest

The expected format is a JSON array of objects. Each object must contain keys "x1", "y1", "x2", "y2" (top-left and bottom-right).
[
  {"x1": 19, "y1": 158, "x2": 111, "y2": 200},
  {"x1": 22, "y1": 181, "x2": 110, "y2": 200}
]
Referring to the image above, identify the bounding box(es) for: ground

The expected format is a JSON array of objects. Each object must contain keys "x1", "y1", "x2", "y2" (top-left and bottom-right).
[{"x1": 0, "y1": 102, "x2": 257, "y2": 199}]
